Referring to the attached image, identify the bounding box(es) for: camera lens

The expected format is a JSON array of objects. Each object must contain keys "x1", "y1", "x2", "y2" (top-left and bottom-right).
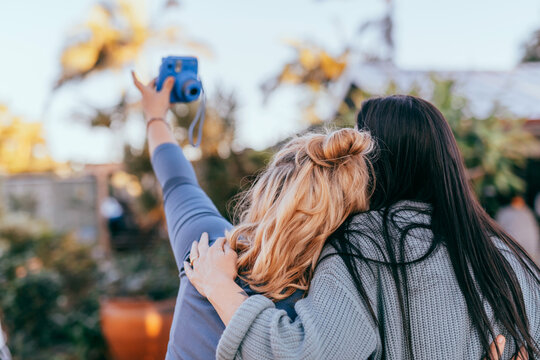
[{"x1": 183, "y1": 79, "x2": 201, "y2": 102}]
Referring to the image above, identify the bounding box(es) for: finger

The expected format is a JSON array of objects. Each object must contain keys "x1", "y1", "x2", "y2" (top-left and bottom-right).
[
  {"x1": 147, "y1": 77, "x2": 157, "y2": 90},
  {"x1": 184, "y1": 261, "x2": 194, "y2": 280},
  {"x1": 224, "y1": 241, "x2": 234, "y2": 253},
  {"x1": 198, "y1": 232, "x2": 210, "y2": 253},
  {"x1": 487, "y1": 335, "x2": 505, "y2": 360},
  {"x1": 513, "y1": 346, "x2": 528, "y2": 360},
  {"x1": 161, "y1": 76, "x2": 175, "y2": 93},
  {"x1": 190, "y1": 241, "x2": 199, "y2": 261},
  {"x1": 131, "y1": 71, "x2": 146, "y2": 93},
  {"x1": 213, "y1": 237, "x2": 227, "y2": 252}
]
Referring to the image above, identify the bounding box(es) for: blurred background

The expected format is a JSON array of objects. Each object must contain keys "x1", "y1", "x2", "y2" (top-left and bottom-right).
[{"x1": 0, "y1": 0, "x2": 539, "y2": 358}]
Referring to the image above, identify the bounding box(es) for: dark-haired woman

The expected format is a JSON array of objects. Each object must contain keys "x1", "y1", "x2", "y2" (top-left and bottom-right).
[{"x1": 187, "y1": 95, "x2": 540, "y2": 359}]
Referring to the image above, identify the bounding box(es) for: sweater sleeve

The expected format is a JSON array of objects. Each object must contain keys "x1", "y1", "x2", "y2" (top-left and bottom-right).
[
  {"x1": 216, "y1": 256, "x2": 379, "y2": 360},
  {"x1": 151, "y1": 143, "x2": 232, "y2": 269}
]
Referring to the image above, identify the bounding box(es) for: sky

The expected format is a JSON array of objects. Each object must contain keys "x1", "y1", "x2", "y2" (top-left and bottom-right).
[{"x1": 0, "y1": 0, "x2": 539, "y2": 163}]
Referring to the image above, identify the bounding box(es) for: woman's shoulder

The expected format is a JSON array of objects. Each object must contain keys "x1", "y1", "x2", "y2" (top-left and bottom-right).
[
  {"x1": 349, "y1": 200, "x2": 432, "y2": 228},
  {"x1": 492, "y1": 238, "x2": 540, "y2": 338},
  {"x1": 324, "y1": 200, "x2": 435, "y2": 263},
  {"x1": 492, "y1": 238, "x2": 540, "y2": 291}
]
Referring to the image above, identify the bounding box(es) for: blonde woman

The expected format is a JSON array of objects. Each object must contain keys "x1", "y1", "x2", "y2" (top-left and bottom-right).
[
  {"x1": 132, "y1": 74, "x2": 515, "y2": 360},
  {"x1": 132, "y1": 72, "x2": 372, "y2": 359}
]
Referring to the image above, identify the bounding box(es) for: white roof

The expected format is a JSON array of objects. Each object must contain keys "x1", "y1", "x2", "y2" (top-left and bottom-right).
[{"x1": 334, "y1": 62, "x2": 540, "y2": 119}]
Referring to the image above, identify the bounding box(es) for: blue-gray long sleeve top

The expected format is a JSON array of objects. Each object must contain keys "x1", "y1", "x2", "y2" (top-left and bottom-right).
[{"x1": 151, "y1": 143, "x2": 302, "y2": 360}]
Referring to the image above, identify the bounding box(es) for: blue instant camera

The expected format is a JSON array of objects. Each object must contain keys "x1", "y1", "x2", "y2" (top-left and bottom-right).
[{"x1": 156, "y1": 56, "x2": 202, "y2": 103}]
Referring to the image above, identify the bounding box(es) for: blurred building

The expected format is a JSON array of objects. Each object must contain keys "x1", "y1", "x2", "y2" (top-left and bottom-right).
[
  {"x1": 334, "y1": 63, "x2": 540, "y2": 132},
  {"x1": 0, "y1": 163, "x2": 123, "y2": 254},
  {"x1": 0, "y1": 174, "x2": 97, "y2": 242}
]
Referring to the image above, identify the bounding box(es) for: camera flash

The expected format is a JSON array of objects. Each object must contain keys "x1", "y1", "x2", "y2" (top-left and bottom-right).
[{"x1": 175, "y1": 60, "x2": 182, "y2": 73}]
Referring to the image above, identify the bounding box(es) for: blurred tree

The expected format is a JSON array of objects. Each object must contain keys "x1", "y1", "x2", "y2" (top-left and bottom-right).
[
  {"x1": 262, "y1": 42, "x2": 349, "y2": 96},
  {"x1": 521, "y1": 28, "x2": 540, "y2": 63},
  {"x1": 261, "y1": 42, "x2": 349, "y2": 124},
  {"x1": 56, "y1": 0, "x2": 150, "y2": 88},
  {"x1": 0, "y1": 214, "x2": 106, "y2": 359},
  {"x1": 0, "y1": 105, "x2": 60, "y2": 174},
  {"x1": 355, "y1": 0, "x2": 395, "y2": 63},
  {"x1": 263, "y1": 0, "x2": 394, "y2": 124},
  {"x1": 55, "y1": 0, "x2": 210, "y2": 89},
  {"x1": 314, "y1": 0, "x2": 395, "y2": 62},
  {"x1": 430, "y1": 79, "x2": 536, "y2": 213},
  {"x1": 101, "y1": 235, "x2": 180, "y2": 301}
]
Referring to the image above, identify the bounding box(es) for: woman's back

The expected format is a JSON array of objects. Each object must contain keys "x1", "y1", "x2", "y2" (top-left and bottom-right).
[{"x1": 327, "y1": 201, "x2": 540, "y2": 359}]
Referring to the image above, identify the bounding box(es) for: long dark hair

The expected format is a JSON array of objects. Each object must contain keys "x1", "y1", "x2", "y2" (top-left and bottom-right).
[{"x1": 326, "y1": 95, "x2": 540, "y2": 359}]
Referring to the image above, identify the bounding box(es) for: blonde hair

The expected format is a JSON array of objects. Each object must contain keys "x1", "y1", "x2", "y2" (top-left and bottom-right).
[{"x1": 228, "y1": 128, "x2": 374, "y2": 301}]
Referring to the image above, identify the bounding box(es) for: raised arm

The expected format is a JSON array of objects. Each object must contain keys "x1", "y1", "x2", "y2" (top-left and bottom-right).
[
  {"x1": 132, "y1": 72, "x2": 238, "y2": 359},
  {"x1": 132, "y1": 71, "x2": 232, "y2": 268}
]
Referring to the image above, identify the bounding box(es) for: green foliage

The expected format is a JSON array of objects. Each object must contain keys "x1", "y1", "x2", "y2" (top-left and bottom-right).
[
  {"x1": 0, "y1": 214, "x2": 107, "y2": 359},
  {"x1": 103, "y1": 239, "x2": 179, "y2": 301},
  {"x1": 521, "y1": 29, "x2": 540, "y2": 63},
  {"x1": 0, "y1": 211, "x2": 183, "y2": 359},
  {"x1": 195, "y1": 150, "x2": 272, "y2": 219},
  {"x1": 430, "y1": 78, "x2": 534, "y2": 212}
]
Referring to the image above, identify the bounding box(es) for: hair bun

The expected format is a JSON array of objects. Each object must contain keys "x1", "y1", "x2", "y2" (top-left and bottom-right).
[{"x1": 306, "y1": 128, "x2": 372, "y2": 167}]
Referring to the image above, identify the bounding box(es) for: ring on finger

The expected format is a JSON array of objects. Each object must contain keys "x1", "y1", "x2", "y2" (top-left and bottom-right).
[{"x1": 189, "y1": 255, "x2": 199, "y2": 267}]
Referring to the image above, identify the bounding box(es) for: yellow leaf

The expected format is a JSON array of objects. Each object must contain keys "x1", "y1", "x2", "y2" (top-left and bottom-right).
[
  {"x1": 303, "y1": 105, "x2": 321, "y2": 125},
  {"x1": 299, "y1": 49, "x2": 318, "y2": 71},
  {"x1": 279, "y1": 64, "x2": 301, "y2": 84},
  {"x1": 86, "y1": 5, "x2": 112, "y2": 29},
  {"x1": 307, "y1": 81, "x2": 322, "y2": 91},
  {"x1": 61, "y1": 43, "x2": 101, "y2": 73},
  {"x1": 0, "y1": 110, "x2": 59, "y2": 174},
  {"x1": 320, "y1": 51, "x2": 347, "y2": 80}
]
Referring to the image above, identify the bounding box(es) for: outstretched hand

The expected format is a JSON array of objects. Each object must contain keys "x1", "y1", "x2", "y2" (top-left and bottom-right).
[{"x1": 131, "y1": 71, "x2": 175, "y2": 121}]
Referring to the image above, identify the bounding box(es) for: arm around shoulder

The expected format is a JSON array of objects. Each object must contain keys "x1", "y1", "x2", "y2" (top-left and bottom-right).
[{"x1": 217, "y1": 256, "x2": 379, "y2": 360}]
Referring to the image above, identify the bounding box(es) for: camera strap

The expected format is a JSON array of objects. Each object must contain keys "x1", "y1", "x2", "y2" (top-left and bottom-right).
[{"x1": 188, "y1": 86, "x2": 206, "y2": 147}]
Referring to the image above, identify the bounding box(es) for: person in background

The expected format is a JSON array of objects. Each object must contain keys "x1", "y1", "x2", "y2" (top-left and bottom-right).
[
  {"x1": 100, "y1": 195, "x2": 125, "y2": 237},
  {"x1": 496, "y1": 196, "x2": 540, "y2": 264}
]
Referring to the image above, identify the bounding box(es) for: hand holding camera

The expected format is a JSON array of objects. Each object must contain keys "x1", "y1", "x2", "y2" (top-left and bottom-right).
[
  {"x1": 131, "y1": 72, "x2": 175, "y2": 121},
  {"x1": 156, "y1": 56, "x2": 202, "y2": 103},
  {"x1": 132, "y1": 56, "x2": 205, "y2": 147}
]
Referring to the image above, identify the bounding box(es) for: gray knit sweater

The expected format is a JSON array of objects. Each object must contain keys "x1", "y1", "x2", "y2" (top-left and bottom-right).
[{"x1": 216, "y1": 202, "x2": 540, "y2": 360}]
